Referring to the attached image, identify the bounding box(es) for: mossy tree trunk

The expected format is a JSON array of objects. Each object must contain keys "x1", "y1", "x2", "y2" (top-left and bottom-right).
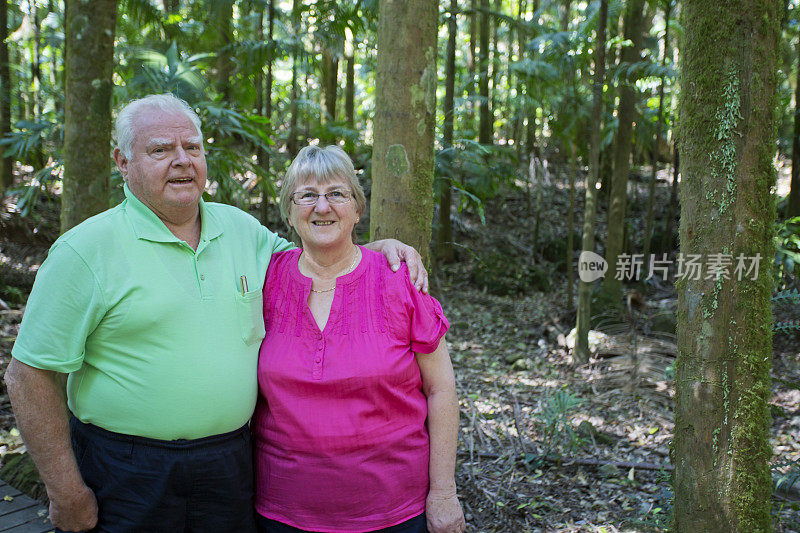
[
  {"x1": 436, "y1": 0, "x2": 458, "y2": 264},
  {"x1": 597, "y1": 0, "x2": 645, "y2": 309},
  {"x1": 674, "y1": 1, "x2": 778, "y2": 530},
  {"x1": 789, "y1": 28, "x2": 800, "y2": 218},
  {"x1": 371, "y1": 0, "x2": 437, "y2": 266},
  {"x1": 61, "y1": 0, "x2": 116, "y2": 232},
  {"x1": 0, "y1": 0, "x2": 12, "y2": 196},
  {"x1": 574, "y1": 0, "x2": 607, "y2": 364}
]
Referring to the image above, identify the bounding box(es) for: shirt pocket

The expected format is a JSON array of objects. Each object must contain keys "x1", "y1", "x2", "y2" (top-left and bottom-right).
[{"x1": 236, "y1": 290, "x2": 266, "y2": 345}]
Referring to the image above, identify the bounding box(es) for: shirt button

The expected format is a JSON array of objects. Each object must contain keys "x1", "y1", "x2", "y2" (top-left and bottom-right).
[
  {"x1": 315, "y1": 357, "x2": 321, "y2": 363},
  {"x1": 200, "y1": 274, "x2": 205, "y2": 281}
]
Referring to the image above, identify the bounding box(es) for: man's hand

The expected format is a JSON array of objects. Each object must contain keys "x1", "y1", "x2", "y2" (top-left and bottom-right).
[
  {"x1": 365, "y1": 238, "x2": 429, "y2": 293},
  {"x1": 48, "y1": 484, "x2": 98, "y2": 532},
  {"x1": 426, "y1": 490, "x2": 466, "y2": 533}
]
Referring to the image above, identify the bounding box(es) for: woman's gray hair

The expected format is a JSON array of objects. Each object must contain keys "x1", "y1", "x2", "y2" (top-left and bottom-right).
[
  {"x1": 114, "y1": 94, "x2": 203, "y2": 159},
  {"x1": 279, "y1": 145, "x2": 367, "y2": 245}
]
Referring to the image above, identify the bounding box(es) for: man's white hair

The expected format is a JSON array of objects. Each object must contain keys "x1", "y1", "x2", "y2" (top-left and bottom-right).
[{"x1": 114, "y1": 94, "x2": 203, "y2": 159}]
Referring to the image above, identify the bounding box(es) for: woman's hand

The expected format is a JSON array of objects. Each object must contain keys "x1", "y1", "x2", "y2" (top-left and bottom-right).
[
  {"x1": 426, "y1": 490, "x2": 466, "y2": 533},
  {"x1": 363, "y1": 239, "x2": 429, "y2": 293}
]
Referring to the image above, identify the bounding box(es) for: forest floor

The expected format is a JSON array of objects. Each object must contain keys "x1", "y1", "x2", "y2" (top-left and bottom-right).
[{"x1": 0, "y1": 162, "x2": 799, "y2": 532}]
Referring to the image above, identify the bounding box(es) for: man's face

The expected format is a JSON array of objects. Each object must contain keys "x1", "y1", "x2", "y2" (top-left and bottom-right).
[{"x1": 114, "y1": 110, "x2": 207, "y2": 221}]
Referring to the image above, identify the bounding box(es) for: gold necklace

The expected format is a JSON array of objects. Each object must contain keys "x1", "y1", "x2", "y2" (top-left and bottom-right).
[{"x1": 307, "y1": 247, "x2": 359, "y2": 294}]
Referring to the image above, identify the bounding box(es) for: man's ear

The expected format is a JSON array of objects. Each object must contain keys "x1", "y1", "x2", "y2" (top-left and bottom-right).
[{"x1": 113, "y1": 148, "x2": 128, "y2": 179}]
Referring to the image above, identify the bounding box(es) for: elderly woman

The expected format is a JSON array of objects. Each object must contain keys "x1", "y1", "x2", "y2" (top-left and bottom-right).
[{"x1": 252, "y1": 146, "x2": 465, "y2": 533}]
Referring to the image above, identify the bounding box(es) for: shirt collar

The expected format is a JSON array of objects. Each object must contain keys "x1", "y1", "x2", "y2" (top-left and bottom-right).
[{"x1": 122, "y1": 183, "x2": 223, "y2": 244}]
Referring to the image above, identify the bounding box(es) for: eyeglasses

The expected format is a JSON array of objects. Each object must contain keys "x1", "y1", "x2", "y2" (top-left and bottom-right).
[{"x1": 291, "y1": 189, "x2": 353, "y2": 206}]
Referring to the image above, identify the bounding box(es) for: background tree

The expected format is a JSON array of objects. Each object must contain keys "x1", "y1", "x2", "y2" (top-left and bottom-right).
[
  {"x1": 597, "y1": 0, "x2": 645, "y2": 309},
  {"x1": 674, "y1": 0, "x2": 779, "y2": 529},
  {"x1": 574, "y1": 0, "x2": 608, "y2": 364},
  {"x1": 370, "y1": 0, "x2": 437, "y2": 265},
  {"x1": 61, "y1": 0, "x2": 116, "y2": 232},
  {"x1": 0, "y1": 0, "x2": 11, "y2": 196}
]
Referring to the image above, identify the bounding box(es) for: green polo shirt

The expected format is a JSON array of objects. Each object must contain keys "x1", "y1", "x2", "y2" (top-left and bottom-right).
[{"x1": 12, "y1": 185, "x2": 293, "y2": 440}]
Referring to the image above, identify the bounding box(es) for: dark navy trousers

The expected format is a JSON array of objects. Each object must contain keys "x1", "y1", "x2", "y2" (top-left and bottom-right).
[
  {"x1": 57, "y1": 416, "x2": 256, "y2": 533},
  {"x1": 255, "y1": 513, "x2": 429, "y2": 533}
]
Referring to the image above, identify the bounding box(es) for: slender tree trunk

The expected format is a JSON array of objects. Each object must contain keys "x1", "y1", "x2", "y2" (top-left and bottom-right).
[
  {"x1": 674, "y1": 0, "x2": 778, "y2": 530},
  {"x1": 259, "y1": 0, "x2": 275, "y2": 224},
  {"x1": 214, "y1": 0, "x2": 234, "y2": 102},
  {"x1": 478, "y1": 0, "x2": 492, "y2": 144},
  {"x1": 287, "y1": 0, "x2": 300, "y2": 157},
  {"x1": 789, "y1": 29, "x2": 800, "y2": 217},
  {"x1": 597, "y1": 0, "x2": 645, "y2": 309},
  {"x1": 563, "y1": 0, "x2": 574, "y2": 306},
  {"x1": 642, "y1": 0, "x2": 671, "y2": 260},
  {"x1": 321, "y1": 49, "x2": 338, "y2": 123},
  {"x1": 662, "y1": 142, "x2": 679, "y2": 253},
  {"x1": 467, "y1": 0, "x2": 478, "y2": 137},
  {"x1": 437, "y1": 0, "x2": 458, "y2": 264},
  {"x1": 371, "y1": 0, "x2": 437, "y2": 265},
  {"x1": 345, "y1": 52, "x2": 355, "y2": 129},
  {"x1": 513, "y1": 0, "x2": 526, "y2": 160},
  {"x1": 48, "y1": 0, "x2": 61, "y2": 117},
  {"x1": 61, "y1": 0, "x2": 116, "y2": 232},
  {"x1": 567, "y1": 144, "x2": 577, "y2": 306},
  {"x1": 0, "y1": 0, "x2": 11, "y2": 196},
  {"x1": 490, "y1": 0, "x2": 501, "y2": 139},
  {"x1": 574, "y1": 0, "x2": 607, "y2": 364}
]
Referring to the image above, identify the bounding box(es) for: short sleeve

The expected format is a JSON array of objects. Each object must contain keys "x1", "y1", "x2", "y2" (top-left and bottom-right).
[
  {"x1": 11, "y1": 242, "x2": 107, "y2": 373},
  {"x1": 255, "y1": 221, "x2": 295, "y2": 256},
  {"x1": 398, "y1": 265, "x2": 450, "y2": 354}
]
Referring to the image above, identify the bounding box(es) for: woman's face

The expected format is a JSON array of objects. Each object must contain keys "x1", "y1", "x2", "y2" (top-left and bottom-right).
[{"x1": 289, "y1": 178, "x2": 359, "y2": 251}]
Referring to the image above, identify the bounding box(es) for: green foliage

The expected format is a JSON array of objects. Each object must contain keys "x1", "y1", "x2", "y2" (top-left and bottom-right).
[
  {"x1": 773, "y1": 456, "x2": 800, "y2": 496},
  {"x1": 774, "y1": 216, "x2": 800, "y2": 286},
  {"x1": 535, "y1": 389, "x2": 584, "y2": 457},
  {"x1": 772, "y1": 288, "x2": 800, "y2": 334},
  {"x1": 470, "y1": 253, "x2": 550, "y2": 296}
]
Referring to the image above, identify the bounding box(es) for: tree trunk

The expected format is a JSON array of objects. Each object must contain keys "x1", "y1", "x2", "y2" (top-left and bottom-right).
[
  {"x1": 0, "y1": 0, "x2": 11, "y2": 196},
  {"x1": 437, "y1": 0, "x2": 458, "y2": 264},
  {"x1": 259, "y1": 0, "x2": 275, "y2": 225},
  {"x1": 287, "y1": 0, "x2": 300, "y2": 157},
  {"x1": 513, "y1": 0, "x2": 526, "y2": 160},
  {"x1": 642, "y1": 0, "x2": 670, "y2": 260},
  {"x1": 674, "y1": 0, "x2": 778, "y2": 530},
  {"x1": 321, "y1": 49, "x2": 338, "y2": 123},
  {"x1": 214, "y1": 0, "x2": 234, "y2": 102},
  {"x1": 371, "y1": 0, "x2": 437, "y2": 266},
  {"x1": 597, "y1": 0, "x2": 645, "y2": 309},
  {"x1": 789, "y1": 28, "x2": 800, "y2": 218},
  {"x1": 490, "y1": 0, "x2": 501, "y2": 139},
  {"x1": 574, "y1": 0, "x2": 607, "y2": 364},
  {"x1": 466, "y1": 0, "x2": 477, "y2": 136},
  {"x1": 662, "y1": 141, "x2": 679, "y2": 253},
  {"x1": 478, "y1": 0, "x2": 492, "y2": 144},
  {"x1": 61, "y1": 0, "x2": 116, "y2": 232},
  {"x1": 345, "y1": 52, "x2": 355, "y2": 129}
]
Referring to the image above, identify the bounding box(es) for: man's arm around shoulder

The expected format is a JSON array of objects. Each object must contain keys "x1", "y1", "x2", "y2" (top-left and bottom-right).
[{"x1": 4, "y1": 359, "x2": 97, "y2": 531}]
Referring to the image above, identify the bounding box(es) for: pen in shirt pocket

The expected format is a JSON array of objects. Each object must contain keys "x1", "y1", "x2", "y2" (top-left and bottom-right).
[{"x1": 240, "y1": 275, "x2": 248, "y2": 295}]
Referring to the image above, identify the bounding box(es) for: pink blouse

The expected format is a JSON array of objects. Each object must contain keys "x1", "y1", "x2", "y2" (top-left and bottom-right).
[{"x1": 253, "y1": 247, "x2": 450, "y2": 532}]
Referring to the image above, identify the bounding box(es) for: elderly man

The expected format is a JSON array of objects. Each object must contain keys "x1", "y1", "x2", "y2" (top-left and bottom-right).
[{"x1": 5, "y1": 94, "x2": 427, "y2": 533}]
